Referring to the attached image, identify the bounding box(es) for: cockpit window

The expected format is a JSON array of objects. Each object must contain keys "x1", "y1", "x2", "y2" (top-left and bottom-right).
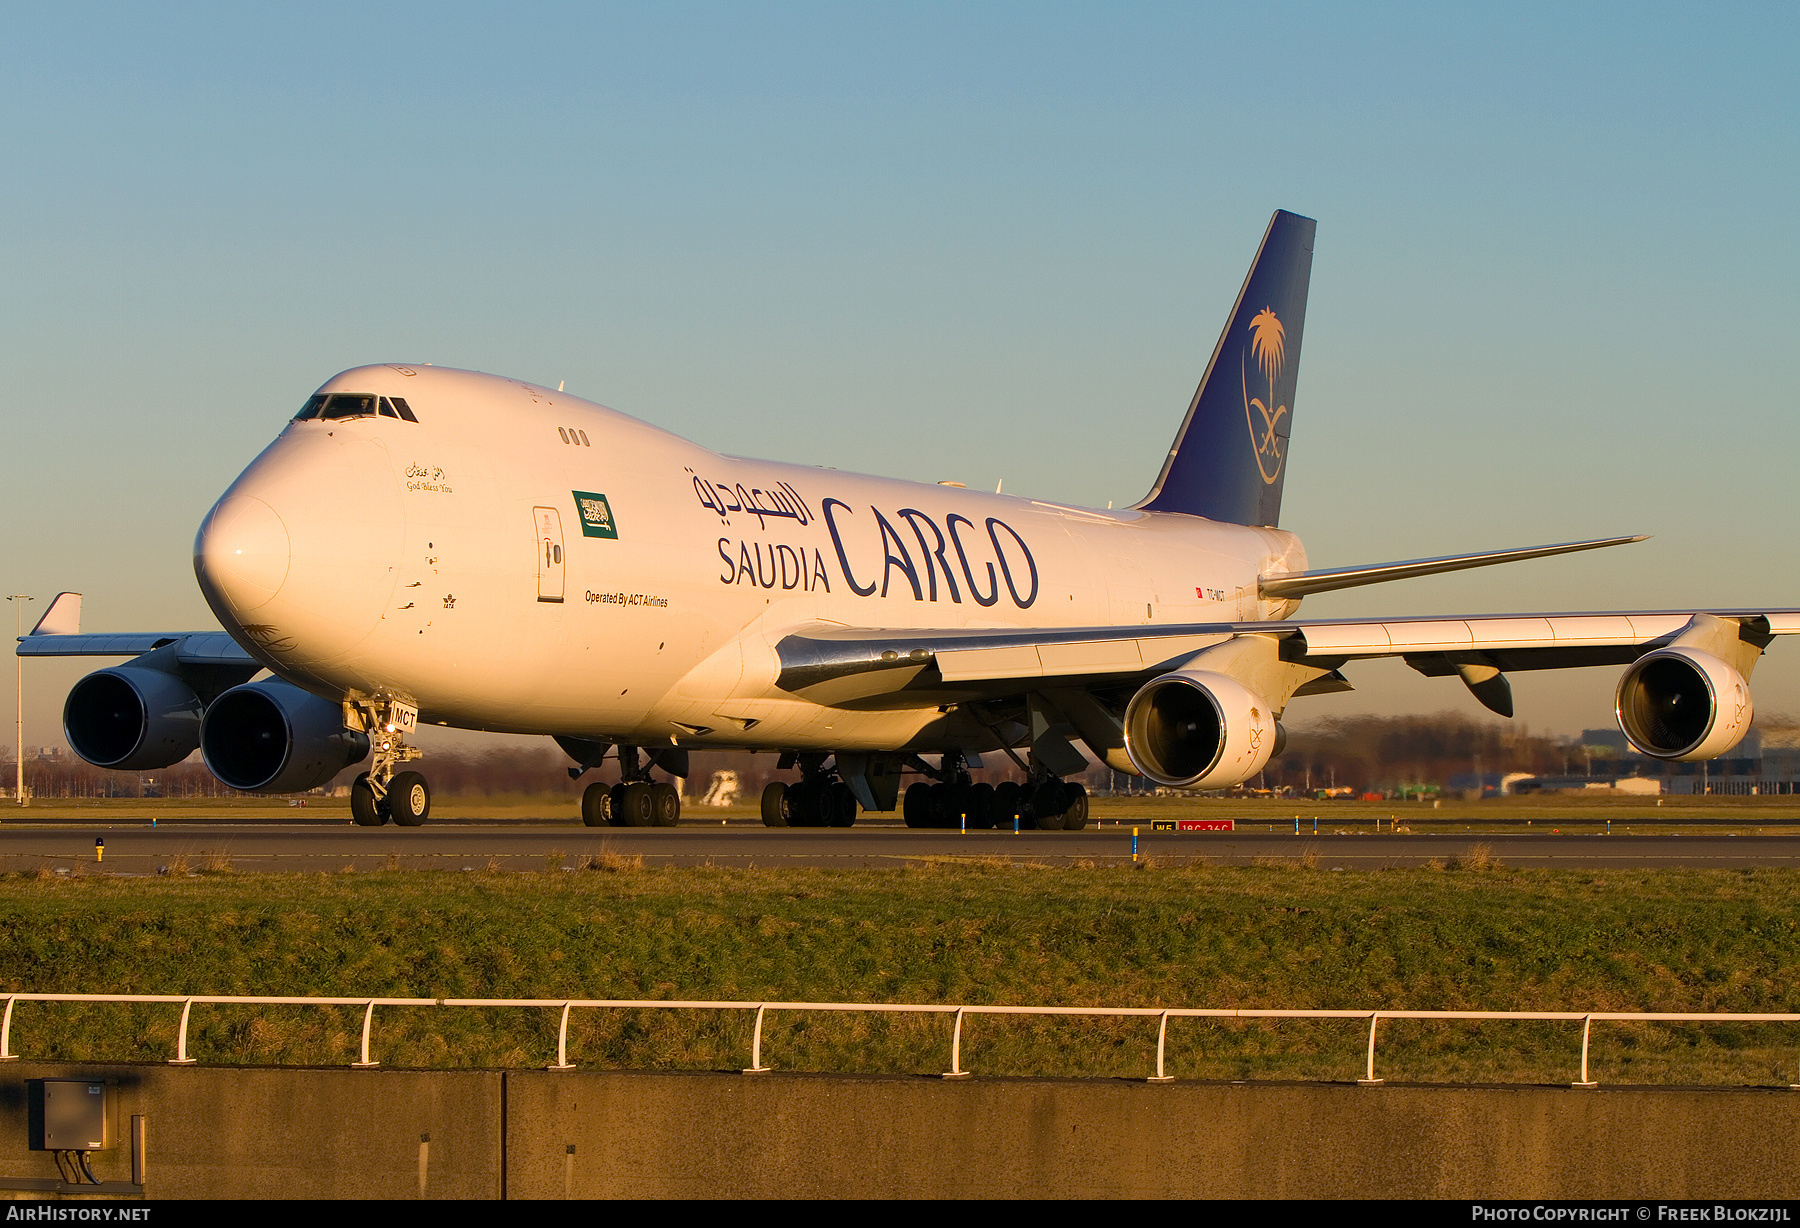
[
  {"x1": 293, "y1": 392, "x2": 420, "y2": 422},
  {"x1": 319, "y1": 394, "x2": 380, "y2": 420}
]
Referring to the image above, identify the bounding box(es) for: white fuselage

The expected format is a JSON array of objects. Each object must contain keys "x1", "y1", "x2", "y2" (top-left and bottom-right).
[{"x1": 193, "y1": 365, "x2": 1305, "y2": 753}]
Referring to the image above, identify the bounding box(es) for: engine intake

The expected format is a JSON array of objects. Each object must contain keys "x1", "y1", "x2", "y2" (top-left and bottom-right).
[
  {"x1": 1123, "y1": 669, "x2": 1280, "y2": 789},
  {"x1": 64, "y1": 667, "x2": 203, "y2": 771},
  {"x1": 1615, "y1": 647, "x2": 1752, "y2": 761},
  {"x1": 201, "y1": 679, "x2": 369, "y2": 793}
]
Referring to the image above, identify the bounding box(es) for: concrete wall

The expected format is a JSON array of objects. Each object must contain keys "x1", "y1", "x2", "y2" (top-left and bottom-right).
[
  {"x1": 0, "y1": 1064, "x2": 501, "y2": 1199},
  {"x1": 1, "y1": 1063, "x2": 1796, "y2": 1199}
]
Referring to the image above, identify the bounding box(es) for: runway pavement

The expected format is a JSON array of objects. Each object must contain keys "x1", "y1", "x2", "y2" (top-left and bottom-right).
[{"x1": 4, "y1": 821, "x2": 1800, "y2": 872}]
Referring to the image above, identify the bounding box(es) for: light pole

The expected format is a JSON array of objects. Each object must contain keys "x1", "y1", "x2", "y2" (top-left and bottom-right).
[{"x1": 7, "y1": 596, "x2": 31, "y2": 806}]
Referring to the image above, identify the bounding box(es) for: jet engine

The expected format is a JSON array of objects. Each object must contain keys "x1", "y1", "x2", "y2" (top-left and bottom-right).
[
  {"x1": 1122, "y1": 669, "x2": 1282, "y2": 789},
  {"x1": 64, "y1": 667, "x2": 204, "y2": 771},
  {"x1": 200, "y1": 679, "x2": 370, "y2": 793},
  {"x1": 1615, "y1": 647, "x2": 1753, "y2": 761}
]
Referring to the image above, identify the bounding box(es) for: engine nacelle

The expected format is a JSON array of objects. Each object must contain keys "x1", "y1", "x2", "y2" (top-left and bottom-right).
[
  {"x1": 1123, "y1": 669, "x2": 1280, "y2": 789},
  {"x1": 1615, "y1": 647, "x2": 1753, "y2": 761},
  {"x1": 64, "y1": 667, "x2": 204, "y2": 771},
  {"x1": 201, "y1": 679, "x2": 369, "y2": 793}
]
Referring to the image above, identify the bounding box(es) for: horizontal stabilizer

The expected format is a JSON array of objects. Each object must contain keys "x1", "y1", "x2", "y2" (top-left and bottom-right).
[{"x1": 1258, "y1": 536, "x2": 1647, "y2": 601}]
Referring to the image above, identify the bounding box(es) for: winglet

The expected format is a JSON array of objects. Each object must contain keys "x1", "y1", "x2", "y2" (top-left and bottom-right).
[{"x1": 27, "y1": 592, "x2": 81, "y2": 637}]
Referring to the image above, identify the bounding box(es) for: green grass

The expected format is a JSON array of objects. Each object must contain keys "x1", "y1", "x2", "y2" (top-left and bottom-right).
[{"x1": 3, "y1": 860, "x2": 1799, "y2": 1085}]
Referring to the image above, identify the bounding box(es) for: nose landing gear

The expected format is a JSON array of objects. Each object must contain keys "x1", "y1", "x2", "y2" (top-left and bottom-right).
[{"x1": 347, "y1": 696, "x2": 430, "y2": 827}]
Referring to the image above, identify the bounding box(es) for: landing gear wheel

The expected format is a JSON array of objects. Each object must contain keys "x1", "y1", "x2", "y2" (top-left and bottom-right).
[
  {"x1": 1061, "y1": 782, "x2": 1089, "y2": 830},
  {"x1": 786, "y1": 779, "x2": 825, "y2": 826},
  {"x1": 616, "y1": 781, "x2": 655, "y2": 827},
  {"x1": 993, "y1": 781, "x2": 1023, "y2": 829},
  {"x1": 968, "y1": 782, "x2": 997, "y2": 829},
  {"x1": 581, "y1": 781, "x2": 611, "y2": 827},
  {"x1": 761, "y1": 781, "x2": 790, "y2": 827},
  {"x1": 350, "y1": 773, "x2": 388, "y2": 827},
  {"x1": 903, "y1": 782, "x2": 933, "y2": 828},
  {"x1": 943, "y1": 783, "x2": 974, "y2": 829},
  {"x1": 650, "y1": 782, "x2": 682, "y2": 827},
  {"x1": 388, "y1": 771, "x2": 431, "y2": 826},
  {"x1": 1030, "y1": 779, "x2": 1066, "y2": 830},
  {"x1": 827, "y1": 781, "x2": 857, "y2": 827}
]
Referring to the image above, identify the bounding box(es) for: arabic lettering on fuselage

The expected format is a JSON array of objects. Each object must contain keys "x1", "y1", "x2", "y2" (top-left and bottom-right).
[
  {"x1": 687, "y1": 469, "x2": 813, "y2": 531},
  {"x1": 697, "y1": 469, "x2": 1039, "y2": 609}
]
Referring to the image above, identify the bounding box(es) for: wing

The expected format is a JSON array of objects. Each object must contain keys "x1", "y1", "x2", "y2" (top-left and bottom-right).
[
  {"x1": 775, "y1": 608, "x2": 1798, "y2": 782},
  {"x1": 13, "y1": 591, "x2": 256, "y2": 665},
  {"x1": 773, "y1": 609, "x2": 1800, "y2": 709},
  {"x1": 15, "y1": 631, "x2": 255, "y2": 664}
]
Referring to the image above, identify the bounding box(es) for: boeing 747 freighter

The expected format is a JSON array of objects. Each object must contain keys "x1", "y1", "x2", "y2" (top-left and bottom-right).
[{"x1": 22, "y1": 211, "x2": 1792, "y2": 828}]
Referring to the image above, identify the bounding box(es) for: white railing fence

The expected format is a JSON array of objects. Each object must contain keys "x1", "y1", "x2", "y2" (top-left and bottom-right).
[{"x1": 2, "y1": 993, "x2": 1796, "y2": 1088}]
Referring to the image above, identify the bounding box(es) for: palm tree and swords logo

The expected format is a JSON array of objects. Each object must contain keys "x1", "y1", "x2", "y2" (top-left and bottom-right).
[{"x1": 1241, "y1": 307, "x2": 1288, "y2": 485}]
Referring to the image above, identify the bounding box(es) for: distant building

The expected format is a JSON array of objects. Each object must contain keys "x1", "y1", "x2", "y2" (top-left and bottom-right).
[
  {"x1": 1444, "y1": 771, "x2": 1542, "y2": 797},
  {"x1": 1579, "y1": 729, "x2": 1633, "y2": 756},
  {"x1": 1553, "y1": 738, "x2": 1800, "y2": 796},
  {"x1": 1512, "y1": 774, "x2": 1662, "y2": 796}
]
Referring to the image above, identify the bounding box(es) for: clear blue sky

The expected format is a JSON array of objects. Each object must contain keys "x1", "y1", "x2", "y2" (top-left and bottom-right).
[{"x1": 4, "y1": 2, "x2": 1797, "y2": 747}]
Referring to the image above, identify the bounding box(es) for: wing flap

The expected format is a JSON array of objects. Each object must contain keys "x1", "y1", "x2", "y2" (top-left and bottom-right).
[
  {"x1": 16, "y1": 633, "x2": 187, "y2": 657},
  {"x1": 934, "y1": 633, "x2": 1230, "y2": 685},
  {"x1": 936, "y1": 644, "x2": 1045, "y2": 683}
]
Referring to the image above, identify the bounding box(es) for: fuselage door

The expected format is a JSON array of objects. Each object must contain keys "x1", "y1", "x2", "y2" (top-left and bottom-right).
[{"x1": 534, "y1": 506, "x2": 565, "y2": 603}]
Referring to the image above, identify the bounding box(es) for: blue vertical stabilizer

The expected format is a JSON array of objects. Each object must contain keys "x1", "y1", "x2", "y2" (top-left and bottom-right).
[{"x1": 1136, "y1": 210, "x2": 1316, "y2": 526}]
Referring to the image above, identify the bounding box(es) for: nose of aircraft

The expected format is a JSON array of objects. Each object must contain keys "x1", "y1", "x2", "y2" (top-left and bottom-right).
[
  {"x1": 194, "y1": 430, "x2": 404, "y2": 666},
  {"x1": 195, "y1": 495, "x2": 292, "y2": 612}
]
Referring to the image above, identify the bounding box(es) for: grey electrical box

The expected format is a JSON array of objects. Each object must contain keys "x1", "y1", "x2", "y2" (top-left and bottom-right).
[{"x1": 30, "y1": 1080, "x2": 113, "y2": 1151}]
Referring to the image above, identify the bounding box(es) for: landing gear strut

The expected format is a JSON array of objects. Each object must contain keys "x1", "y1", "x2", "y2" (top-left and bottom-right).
[
  {"x1": 761, "y1": 753, "x2": 857, "y2": 827},
  {"x1": 581, "y1": 745, "x2": 682, "y2": 828},
  {"x1": 347, "y1": 695, "x2": 429, "y2": 827}
]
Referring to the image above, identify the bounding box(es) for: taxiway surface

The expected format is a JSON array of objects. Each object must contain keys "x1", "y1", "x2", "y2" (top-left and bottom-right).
[{"x1": 3, "y1": 823, "x2": 1798, "y2": 871}]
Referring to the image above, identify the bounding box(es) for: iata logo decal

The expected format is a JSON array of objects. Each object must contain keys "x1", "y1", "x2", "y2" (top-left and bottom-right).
[
  {"x1": 573, "y1": 491, "x2": 618, "y2": 539},
  {"x1": 1241, "y1": 307, "x2": 1288, "y2": 485}
]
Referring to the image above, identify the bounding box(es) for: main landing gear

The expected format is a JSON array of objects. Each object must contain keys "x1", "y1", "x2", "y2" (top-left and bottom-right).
[
  {"x1": 760, "y1": 753, "x2": 857, "y2": 827},
  {"x1": 580, "y1": 745, "x2": 683, "y2": 828},
  {"x1": 902, "y1": 755, "x2": 1087, "y2": 830},
  {"x1": 348, "y1": 697, "x2": 432, "y2": 827}
]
